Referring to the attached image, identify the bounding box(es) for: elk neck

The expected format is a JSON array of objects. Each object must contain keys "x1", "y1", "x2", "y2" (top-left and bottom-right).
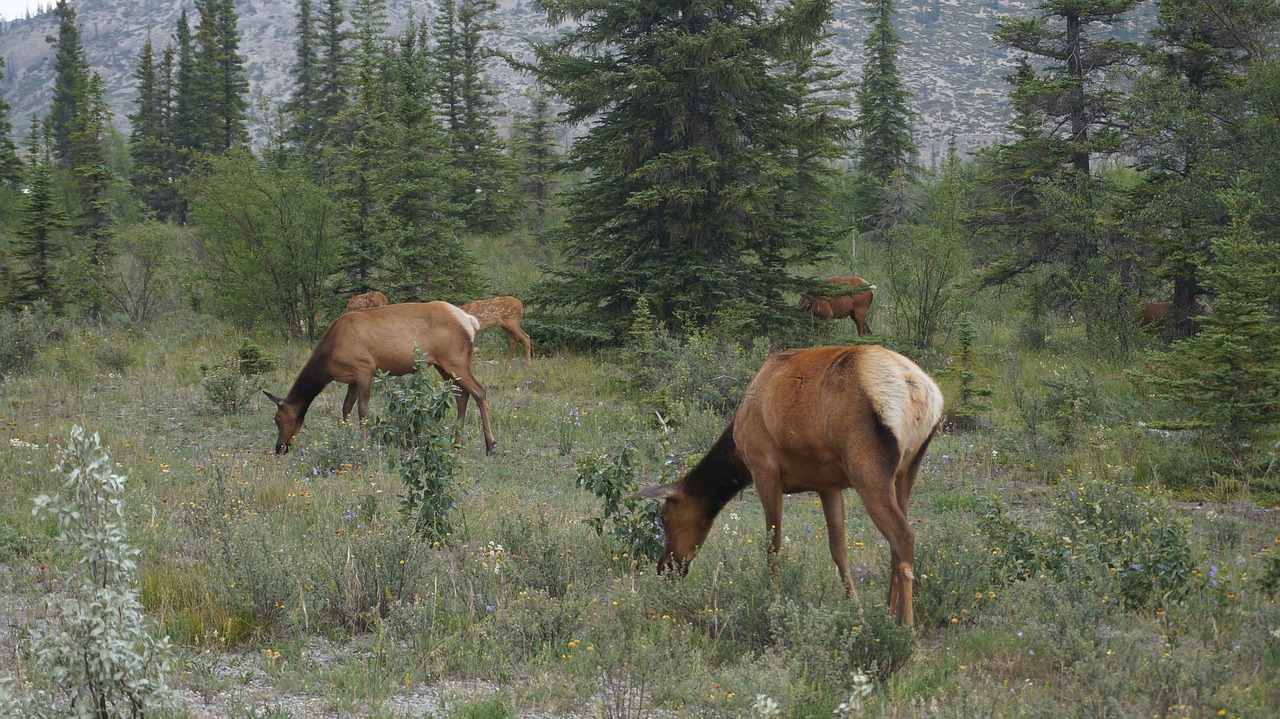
[{"x1": 680, "y1": 421, "x2": 753, "y2": 519}]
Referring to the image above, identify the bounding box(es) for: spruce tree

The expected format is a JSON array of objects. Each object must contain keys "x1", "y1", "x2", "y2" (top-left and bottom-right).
[
  {"x1": 284, "y1": 0, "x2": 323, "y2": 157},
  {"x1": 380, "y1": 18, "x2": 480, "y2": 302},
  {"x1": 508, "y1": 89, "x2": 561, "y2": 232},
  {"x1": 315, "y1": 0, "x2": 349, "y2": 133},
  {"x1": 0, "y1": 57, "x2": 21, "y2": 188},
  {"x1": 64, "y1": 72, "x2": 118, "y2": 318},
  {"x1": 129, "y1": 34, "x2": 173, "y2": 219},
  {"x1": 853, "y1": 0, "x2": 918, "y2": 231},
  {"x1": 172, "y1": 8, "x2": 199, "y2": 155},
  {"x1": 1131, "y1": 189, "x2": 1280, "y2": 466},
  {"x1": 433, "y1": 0, "x2": 517, "y2": 233},
  {"x1": 194, "y1": 0, "x2": 249, "y2": 152},
  {"x1": 328, "y1": 0, "x2": 394, "y2": 296},
  {"x1": 995, "y1": 0, "x2": 1140, "y2": 176},
  {"x1": 531, "y1": 0, "x2": 847, "y2": 334},
  {"x1": 974, "y1": 0, "x2": 1141, "y2": 288},
  {"x1": 1124, "y1": 0, "x2": 1280, "y2": 337},
  {"x1": 9, "y1": 122, "x2": 68, "y2": 309},
  {"x1": 46, "y1": 0, "x2": 88, "y2": 171}
]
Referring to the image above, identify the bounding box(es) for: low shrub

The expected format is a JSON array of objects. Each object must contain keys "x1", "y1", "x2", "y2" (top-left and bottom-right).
[
  {"x1": 0, "y1": 303, "x2": 67, "y2": 380},
  {"x1": 622, "y1": 300, "x2": 770, "y2": 426},
  {"x1": 574, "y1": 433, "x2": 666, "y2": 563},
  {"x1": 981, "y1": 472, "x2": 1197, "y2": 611},
  {"x1": 369, "y1": 357, "x2": 462, "y2": 541}
]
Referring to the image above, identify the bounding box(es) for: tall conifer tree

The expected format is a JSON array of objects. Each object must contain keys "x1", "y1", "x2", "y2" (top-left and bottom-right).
[
  {"x1": 1124, "y1": 0, "x2": 1280, "y2": 337},
  {"x1": 9, "y1": 122, "x2": 68, "y2": 309},
  {"x1": 316, "y1": 0, "x2": 349, "y2": 132},
  {"x1": 509, "y1": 89, "x2": 560, "y2": 232},
  {"x1": 46, "y1": 0, "x2": 89, "y2": 170},
  {"x1": 531, "y1": 0, "x2": 847, "y2": 333},
  {"x1": 854, "y1": 0, "x2": 918, "y2": 230},
  {"x1": 284, "y1": 0, "x2": 323, "y2": 157},
  {"x1": 0, "y1": 57, "x2": 21, "y2": 188},
  {"x1": 434, "y1": 0, "x2": 517, "y2": 233},
  {"x1": 129, "y1": 34, "x2": 174, "y2": 219}
]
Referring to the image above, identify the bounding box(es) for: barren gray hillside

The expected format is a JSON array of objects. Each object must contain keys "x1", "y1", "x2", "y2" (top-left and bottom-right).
[{"x1": 0, "y1": 0, "x2": 1155, "y2": 159}]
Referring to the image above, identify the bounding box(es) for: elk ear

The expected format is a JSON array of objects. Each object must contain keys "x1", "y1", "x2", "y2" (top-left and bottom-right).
[
  {"x1": 632, "y1": 483, "x2": 682, "y2": 501},
  {"x1": 263, "y1": 391, "x2": 285, "y2": 407}
]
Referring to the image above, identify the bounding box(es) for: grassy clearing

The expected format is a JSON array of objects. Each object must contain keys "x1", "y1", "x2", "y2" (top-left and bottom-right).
[{"x1": 0, "y1": 313, "x2": 1277, "y2": 719}]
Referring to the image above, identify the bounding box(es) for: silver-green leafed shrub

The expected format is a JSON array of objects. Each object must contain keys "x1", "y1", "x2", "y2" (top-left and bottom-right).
[{"x1": 23, "y1": 426, "x2": 178, "y2": 718}]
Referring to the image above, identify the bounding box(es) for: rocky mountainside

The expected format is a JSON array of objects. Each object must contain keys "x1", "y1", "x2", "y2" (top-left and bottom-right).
[{"x1": 0, "y1": 0, "x2": 1154, "y2": 161}]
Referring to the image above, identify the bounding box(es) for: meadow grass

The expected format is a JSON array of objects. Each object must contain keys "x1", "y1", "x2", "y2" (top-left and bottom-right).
[{"x1": 0, "y1": 310, "x2": 1276, "y2": 719}]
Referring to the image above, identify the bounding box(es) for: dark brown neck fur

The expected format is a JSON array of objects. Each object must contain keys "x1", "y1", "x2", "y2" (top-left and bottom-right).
[
  {"x1": 283, "y1": 345, "x2": 335, "y2": 410},
  {"x1": 680, "y1": 421, "x2": 753, "y2": 519}
]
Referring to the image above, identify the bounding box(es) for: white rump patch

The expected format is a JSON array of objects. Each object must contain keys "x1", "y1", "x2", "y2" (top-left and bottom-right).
[
  {"x1": 861, "y1": 349, "x2": 944, "y2": 459},
  {"x1": 447, "y1": 303, "x2": 481, "y2": 340}
]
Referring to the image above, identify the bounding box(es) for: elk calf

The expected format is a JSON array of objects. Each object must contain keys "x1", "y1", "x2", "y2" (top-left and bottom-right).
[
  {"x1": 346, "y1": 291, "x2": 389, "y2": 312},
  {"x1": 460, "y1": 296, "x2": 533, "y2": 368}
]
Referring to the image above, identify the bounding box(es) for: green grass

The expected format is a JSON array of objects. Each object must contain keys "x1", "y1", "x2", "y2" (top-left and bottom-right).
[{"x1": 0, "y1": 309, "x2": 1276, "y2": 719}]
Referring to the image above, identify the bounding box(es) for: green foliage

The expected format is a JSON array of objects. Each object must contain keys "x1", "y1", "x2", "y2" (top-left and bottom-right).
[
  {"x1": 911, "y1": 513, "x2": 1003, "y2": 629},
  {"x1": 198, "y1": 339, "x2": 277, "y2": 414},
  {"x1": 530, "y1": 0, "x2": 848, "y2": 334},
  {"x1": 1129, "y1": 189, "x2": 1280, "y2": 466},
  {"x1": 199, "y1": 357, "x2": 248, "y2": 414},
  {"x1": 574, "y1": 433, "x2": 666, "y2": 562},
  {"x1": 235, "y1": 338, "x2": 276, "y2": 376},
  {"x1": 0, "y1": 303, "x2": 66, "y2": 380},
  {"x1": 187, "y1": 150, "x2": 339, "y2": 339},
  {"x1": 980, "y1": 473, "x2": 1197, "y2": 610},
  {"x1": 447, "y1": 694, "x2": 513, "y2": 719},
  {"x1": 21, "y1": 426, "x2": 177, "y2": 718},
  {"x1": 622, "y1": 300, "x2": 771, "y2": 426},
  {"x1": 940, "y1": 313, "x2": 993, "y2": 430},
  {"x1": 103, "y1": 221, "x2": 189, "y2": 324},
  {"x1": 771, "y1": 596, "x2": 916, "y2": 684},
  {"x1": 369, "y1": 357, "x2": 462, "y2": 541},
  {"x1": 854, "y1": 0, "x2": 918, "y2": 223}
]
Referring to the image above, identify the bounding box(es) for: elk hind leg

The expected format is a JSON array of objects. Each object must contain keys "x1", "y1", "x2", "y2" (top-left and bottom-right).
[
  {"x1": 849, "y1": 467, "x2": 916, "y2": 625},
  {"x1": 819, "y1": 489, "x2": 859, "y2": 599}
]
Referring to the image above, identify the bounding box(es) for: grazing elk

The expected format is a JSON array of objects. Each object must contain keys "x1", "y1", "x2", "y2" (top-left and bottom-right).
[
  {"x1": 460, "y1": 296, "x2": 533, "y2": 368},
  {"x1": 797, "y1": 277, "x2": 876, "y2": 335},
  {"x1": 346, "y1": 290, "x2": 389, "y2": 312},
  {"x1": 264, "y1": 301, "x2": 496, "y2": 455},
  {"x1": 635, "y1": 345, "x2": 943, "y2": 626}
]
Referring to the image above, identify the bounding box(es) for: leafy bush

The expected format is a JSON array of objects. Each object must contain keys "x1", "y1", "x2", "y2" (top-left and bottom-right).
[
  {"x1": 199, "y1": 357, "x2": 248, "y2": 414},
  {"x1": 20, "y1": 427, "x2": 178, "y2": 718},
  {"x1": 981, "y1": 473, "x2": 1197, "y2": 610},
  {"x1": 236, "y1": 339, "x2": 277, "y2": 376},
  {"x1": 369, "y1": 356, "x2": 462, "y2": 541},
  {"x1": 622, "y1": 300, "x2": 770, "y2": 426},
  {"x1": 574, "y1": 433, "x2": 666, "y2": 562},
  {"x1": 770, "y1": 596, "x2": 916, "y2": 683}
]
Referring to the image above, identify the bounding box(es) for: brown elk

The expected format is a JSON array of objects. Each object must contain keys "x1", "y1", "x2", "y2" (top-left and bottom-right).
[
  {"x1": 460, "y1": 296, "x2": 533, "y2": 368},
  {"x1": 264, "y1": 301, "x2": 496, "y2": 455},
  {"x1": 635, "y1": 345, "x2": 943, "y2": 626},
  {"x1": 1139, "y1": 298, "x2": 1210, "y2": 328},
  {"x1": 346, "y1": 291, "x2": 389, "y2": 312},
  {"x1": 797, "y1": 277, "x2": 876, "y2": 335}
]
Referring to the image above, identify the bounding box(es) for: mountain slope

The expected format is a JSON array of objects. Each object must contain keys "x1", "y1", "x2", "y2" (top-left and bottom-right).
[{"x1": 0, "y1": 0, "x2": 1154, "y2": 159}]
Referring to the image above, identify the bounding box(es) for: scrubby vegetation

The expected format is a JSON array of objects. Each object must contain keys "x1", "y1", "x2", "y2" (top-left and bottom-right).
[{"x1": 0, "y1": 249, "x2": 1275, "y2": 717}]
